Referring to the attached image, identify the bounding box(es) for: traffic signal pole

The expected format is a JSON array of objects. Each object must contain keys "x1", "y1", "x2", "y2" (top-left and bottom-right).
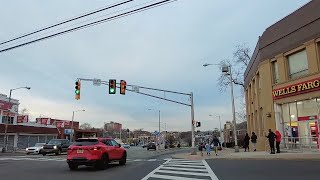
[{"x1": 75, "y1": 78, "x2": 197, "y2": 155}]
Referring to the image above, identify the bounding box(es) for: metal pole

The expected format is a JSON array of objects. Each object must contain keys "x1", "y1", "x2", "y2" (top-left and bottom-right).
[
  {"x1": 2, "y1": 89, "x2": 12, "y2": 153},
  {"x1": 71, "y1": 111, "x2": 75, "y2": 142},
  {"x1": 190, "y1": 92, "x2": 196, "y2": 155},
  {"x1": 229, "y1": 66, "x2": 239, "y2": 152}
]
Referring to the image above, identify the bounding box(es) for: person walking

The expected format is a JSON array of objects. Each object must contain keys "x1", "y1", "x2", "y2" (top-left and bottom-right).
[
  {"x1": 266, "y1": 129, "x2": 276, "y2": 154},
  {"x1": 244, "y1": 133, "x2": 250, "y2": 152},
  {"x1": 205, "y1": 142, "x2": 211, "y2": 156},
  {"x1": 251, "y1": 132, "x2": 257, "y2": 151},
  {"x1": 275, "y1": 130, "x2": 282, "y2": 153},
  {"x1": 198, "y1": 142, "x2": 204, "y2": 156},
  {"x1": 211, "y1": 136, "x2": 221, "y2": 156}
]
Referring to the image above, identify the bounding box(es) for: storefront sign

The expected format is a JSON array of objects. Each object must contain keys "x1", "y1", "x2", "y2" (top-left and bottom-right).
[
  {"x1": 17, "y1": 115, "x2": 29, "y2": 123},
  {"x1": 272, "y1": 78, "x2": 320, "y2": 100},
  {"x1": 0, "y1": 100, "x2": 13, "y2": 110},
  {"x1": 298, "y1": 115, "x2": 318, "y2": 121}
]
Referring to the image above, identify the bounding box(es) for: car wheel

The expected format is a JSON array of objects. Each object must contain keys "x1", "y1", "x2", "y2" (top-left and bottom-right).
[
  {"x1": 119, "y1": 152, "x2": 127, "y2": 165},
  {"x1": 42, "y1": 152, "x2": 47, "y2": 156},
  {"x1": 26, "y1": 152, "x2": 30, "y2": 155},
  {"x1": 95, "y1": 154, "x2": 109, "y2": 170},
  {"x1": 68, "y1": 163, "x2": 78, "y2": 171},
  {"x1": 147, "y1": 148, "x2": 149, "y2": 150}
]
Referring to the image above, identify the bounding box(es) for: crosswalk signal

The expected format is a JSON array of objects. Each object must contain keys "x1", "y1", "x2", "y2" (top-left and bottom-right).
[
  {"x1": 109, "y1": 79, "x2": 116, "y2": 94},
  {"x1": 120, "y1": 80, "x2": 127, "y2": 95},
  {"x1": 196, "y1": 122, "x2": 201, "y2": 127},
  {"x1": 75, "y1": 80, "x2": 81, "y2": 100}
]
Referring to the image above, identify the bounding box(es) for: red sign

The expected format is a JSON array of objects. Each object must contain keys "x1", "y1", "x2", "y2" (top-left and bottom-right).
[
  {"x1": 272, "y1": 78, "x2": 320, "y2": 100},
  {"x1": 298, "y1": 115, "x2": 318, "y2": 121},
  {"x1": 17, "y1": 115, "x2": 29, "y2": 123},
  {"x1": 0, "y1": 100, "x2": 13, "y2": 110}
]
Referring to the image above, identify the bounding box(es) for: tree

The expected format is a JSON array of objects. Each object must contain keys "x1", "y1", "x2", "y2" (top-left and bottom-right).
[
  {"x1": 80, "y1": 122, "x2": 92, "y2": 130},
  {"x1": 20, "y1": 108, "x2": 29, "y2": 115},
  {"x1": 217, "y1": 43, "x2": 250, "y2": 91},
  {"x1": 179, "y1": 131, "x2": 192, "y2": 146},
  {"x1": 217, "y1": 44, "x2": 250, "y2": 123}
]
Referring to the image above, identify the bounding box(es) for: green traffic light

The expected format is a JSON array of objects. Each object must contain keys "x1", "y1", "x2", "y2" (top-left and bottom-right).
[
  {"x1": 75, "y1": 90, "x2": 80, "y2": 94},
  {"x1": 110, "y1": 88, "x2": 115, "y2": 93}
]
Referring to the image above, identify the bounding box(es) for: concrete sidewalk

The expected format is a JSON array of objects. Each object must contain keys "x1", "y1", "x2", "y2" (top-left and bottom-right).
[{"x1": 171, "y1": 148, "x2": 320, "y2": 160}]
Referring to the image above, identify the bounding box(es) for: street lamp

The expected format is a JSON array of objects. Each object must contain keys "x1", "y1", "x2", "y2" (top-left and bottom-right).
[
  {"x1": 209, "y1": 114, "x2": 222, "y2": 133},
  {"x1": 2, "y1": 86, "x2": 31, "y2": 153},
  {"x1": 148, "y1": 108, "x2": 161, "y2": 149},
  {"x1": 70, "y1": 109, "x2": 85, "y2": 142},
  {"x1": 203, "y1": 63, "x2": 239, "y2": 152}
]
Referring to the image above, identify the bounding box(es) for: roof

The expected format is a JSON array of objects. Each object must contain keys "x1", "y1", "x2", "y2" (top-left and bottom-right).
[{"x1": 244, "y1": 0, "x2": 320, "y2": 86}]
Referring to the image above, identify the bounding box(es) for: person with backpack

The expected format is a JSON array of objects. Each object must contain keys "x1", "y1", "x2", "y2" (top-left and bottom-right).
[
  {"x1": 211, "y1": 136, "x2": 221, "y2": 156},
  {"x1": 251, "y1": 132, "x2": 257, "y2": 151}
]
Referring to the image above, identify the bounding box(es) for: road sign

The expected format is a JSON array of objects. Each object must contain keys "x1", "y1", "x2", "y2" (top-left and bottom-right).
[
  {"x1": 132, "y1": 85, "x2": 139, "y2": 93},
  {"x1": 93, "y1": 78, "x2": 101, "y2": 86}
]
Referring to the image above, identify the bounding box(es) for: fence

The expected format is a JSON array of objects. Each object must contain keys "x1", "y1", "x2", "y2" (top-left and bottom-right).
[{"x1": 265, "y1": 137, "x2": 320, "y2": 153}]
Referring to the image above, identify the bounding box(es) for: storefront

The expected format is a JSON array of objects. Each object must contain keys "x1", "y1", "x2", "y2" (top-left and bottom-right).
[{"x1": 273, "y1": 77, "x2": 320, "y2": 149}]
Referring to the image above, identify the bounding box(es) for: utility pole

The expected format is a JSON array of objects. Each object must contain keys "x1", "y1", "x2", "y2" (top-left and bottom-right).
[{"x1": 191, "y1": 92, "x2": 196, "y2": 155}]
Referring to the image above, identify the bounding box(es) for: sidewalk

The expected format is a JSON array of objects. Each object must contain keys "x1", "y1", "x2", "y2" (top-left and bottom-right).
[{"x1": 171, "y1": 148, "x2": 320, "y2": 160}]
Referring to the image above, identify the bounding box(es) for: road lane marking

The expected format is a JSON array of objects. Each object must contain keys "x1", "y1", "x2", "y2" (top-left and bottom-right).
[
  {"x1": 141, "y1": 158, "x2": 219, "y2": 180},
  {"x1": 147, "y1": 159, "x2": 157, "y2": 161}
]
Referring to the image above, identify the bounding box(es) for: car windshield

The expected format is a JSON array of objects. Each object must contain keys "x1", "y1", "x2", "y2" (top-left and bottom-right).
[
  {"x1": 34, "y1": 143, "x2": 45, "y2": 147},
  {"x1": 47, "y1": 140, "x2": 62, "y2": 145},
  {"x1": 73, "y1": 139, "x2": 99, "y2": 146}
]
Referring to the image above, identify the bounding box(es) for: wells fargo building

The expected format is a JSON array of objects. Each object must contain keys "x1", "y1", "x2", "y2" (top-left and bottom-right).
[{"x1": 244, "y1": 0, "x2": 320, "y2": 150}]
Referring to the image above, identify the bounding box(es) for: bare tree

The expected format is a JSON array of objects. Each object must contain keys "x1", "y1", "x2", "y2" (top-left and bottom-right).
[
  {"x1": 80, "y1": 122, "x2": 92, "y2": 130},
  {"x1": 217, "y1": 44, "x2": 250, "y2": 92},
  {"x1": 20, "y1": 108, "x2": 29, "y2": 115}
]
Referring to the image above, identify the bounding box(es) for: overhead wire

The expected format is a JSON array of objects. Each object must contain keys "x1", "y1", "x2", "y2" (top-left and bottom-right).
[
  {"x1": 0, "y1": 0, "x2": 159, "y2": 49},
  {"x1": 0, "y1": 0, "x2": 134, "y2": 46},
  {"x1": 0, "y1": 0, "x2": 176, "y2": 53}
]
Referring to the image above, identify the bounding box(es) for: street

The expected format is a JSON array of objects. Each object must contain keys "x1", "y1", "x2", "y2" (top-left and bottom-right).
[{"x1": 1, "y1": 147, "x2": 320, "y2": 180}]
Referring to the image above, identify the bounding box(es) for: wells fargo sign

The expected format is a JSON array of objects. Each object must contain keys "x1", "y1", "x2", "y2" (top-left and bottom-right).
[{"x1": 272, "y1": 78, "x2": 320, "y2": 100}]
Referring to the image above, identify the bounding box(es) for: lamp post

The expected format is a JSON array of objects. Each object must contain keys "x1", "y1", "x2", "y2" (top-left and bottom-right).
[
  {"x1": 203, "y1": 63, "x2": 239, "y2": 152},
  {"x1": 148, "y1": 108, "x2": 161, "y2": 149},
  {"x1": 70, "y1": 109, "x2": 85, "y2": 142},
  {"x1": 2, "y1": 86, "x2": 31, "y2": 153},
  {"x1": 209, "y1": 114, "x2": 222, "y2": 132}
]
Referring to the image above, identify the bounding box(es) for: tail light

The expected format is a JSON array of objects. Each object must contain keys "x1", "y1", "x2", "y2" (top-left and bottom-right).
[{"x1": 90, "y1": 147, "x2": 102, "y2": 151}]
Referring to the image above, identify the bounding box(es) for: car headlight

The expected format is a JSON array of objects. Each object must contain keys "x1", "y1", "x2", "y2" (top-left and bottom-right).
[
  {"x1": 26, "y1": 148, "x2": 29, "y2": 151},
  {"x1": 53, "y1": 145, "x2": 57, "y2": 149}
]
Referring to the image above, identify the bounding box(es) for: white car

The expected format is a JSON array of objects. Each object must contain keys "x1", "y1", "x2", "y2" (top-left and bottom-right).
[{"x1": 26, "y1": 143, "x2": 46, "y2": 154}]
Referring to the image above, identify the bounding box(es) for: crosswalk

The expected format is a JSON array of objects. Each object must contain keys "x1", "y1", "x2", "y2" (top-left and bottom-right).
[
  {"x1": 0, "y1": 156, "x2": 166, "y2": 163},
  {"x1": 142, "y1": 158, "x2": 219, "y2": 180}
]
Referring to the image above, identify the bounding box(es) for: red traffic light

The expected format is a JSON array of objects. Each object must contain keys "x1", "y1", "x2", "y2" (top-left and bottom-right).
[{"x1": 120, "y1": 80, "x2": 127, "y2": 95}]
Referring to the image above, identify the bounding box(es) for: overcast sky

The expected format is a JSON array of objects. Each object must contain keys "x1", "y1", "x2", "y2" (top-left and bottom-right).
[{"x1": 0, "y1": 0, "x2": 310, "y2": 132}]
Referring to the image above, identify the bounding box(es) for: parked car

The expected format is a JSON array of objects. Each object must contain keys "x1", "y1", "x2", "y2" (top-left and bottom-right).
[
  {"x1": 26, "y1": 143, "x2": 46, "y2": 154},
  {"x1": 67, "y1": 138, "x2": 127, "y2": 170},
  {"x1": 122, "y1": 143, "x2": 130, "y2": 149},
  {"x1": 42, "y1": 139, "x2": 70, "y2": 156},
  {"x1": 147, "y1": 142, "x2": 156, "y2": 150}
]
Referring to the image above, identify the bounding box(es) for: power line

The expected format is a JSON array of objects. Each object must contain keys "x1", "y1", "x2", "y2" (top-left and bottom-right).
[
  {"x1": 0, "y1": 0, "x2": 134, "y2": 46},
  {"x1": 0, "y1": 0, "x2": 176, "y2": 53},
  {"x1": 0, "y1": 0, "x2": 159, "y2": 49}
]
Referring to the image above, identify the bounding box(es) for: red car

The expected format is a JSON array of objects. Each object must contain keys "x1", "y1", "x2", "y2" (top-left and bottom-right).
[{"x1": 66, "y1": 138, "x2": 127, "y2": 170}]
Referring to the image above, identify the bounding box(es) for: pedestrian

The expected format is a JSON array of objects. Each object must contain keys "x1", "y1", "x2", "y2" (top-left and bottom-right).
[
  {"x1": 266, "y1": 129, "x2": 276, "y2": 154},
  {"x1": 275, "y1": 130, "x2": 282, "y2": 153},
  {"x1": 198, "y1": 142, "x2": 204, "y2": 156},
  {"x1": 251, "y1": 132, "x2": 257, "y2": 151},
  {"x1": 205, "y1": 143, "x2": 211, "y2": 155},
  {"x1": 211, "y1": 136, "x2": 221, "y2": 156},
  {"x1": 243, "y1": 133, "x2": 250, "y2": 152}
]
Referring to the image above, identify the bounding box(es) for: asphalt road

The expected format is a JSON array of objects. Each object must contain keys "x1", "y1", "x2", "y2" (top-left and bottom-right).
[{"x1": 1, "y1": 148, "x2": 319, "y2": 180}]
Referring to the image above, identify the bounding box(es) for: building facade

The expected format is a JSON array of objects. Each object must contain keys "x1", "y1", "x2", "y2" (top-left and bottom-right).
[{"x1": 244, "y1": 0, "x2": 320, "y2": 150}]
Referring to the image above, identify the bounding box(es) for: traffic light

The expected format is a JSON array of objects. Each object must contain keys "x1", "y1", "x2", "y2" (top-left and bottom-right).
[
  {"x1": 196, "y1": 122, "x2": 201, "y2": 127},
  {"x1": 75, "y1": 80, "x2": 81, "y2": 100},
  {"x1": 120, "y1": 80, "x2": 127, "y2": 95},
  {"x1": 109, "y1": 79, "x2": 116, "y2": 94}
]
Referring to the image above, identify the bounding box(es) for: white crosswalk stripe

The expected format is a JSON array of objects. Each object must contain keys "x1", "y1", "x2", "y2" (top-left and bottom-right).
[{"x1": 142, "y1": 158, "x2": 219, "y2": 180}]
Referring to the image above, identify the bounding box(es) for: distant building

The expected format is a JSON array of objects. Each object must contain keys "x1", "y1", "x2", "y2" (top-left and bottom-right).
[{"x1": 105, "y1": 121, "x2": 122, "y2": 132}]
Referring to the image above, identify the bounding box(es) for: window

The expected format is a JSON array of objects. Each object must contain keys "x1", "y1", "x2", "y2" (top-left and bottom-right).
[
  {"x1": 111, "y1": 140, "x2": 119, "y2": 146},
  {"x1": 288, "y1": 50, "x2": 308, "y2": 79},
  {"x1": 103, "y1": 139, "x2": 112, "y2": 146},
  {"x1": 2, "y1": 116, "x2": 14, "y2": 124},
  {"x1": 271, "y1": 61, "x2": 279, "y2": 83}
]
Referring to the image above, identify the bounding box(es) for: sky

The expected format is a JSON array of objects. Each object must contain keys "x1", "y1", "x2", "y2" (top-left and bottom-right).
[{"x1": 0, "y1": 0, "x2": 310, "y2": 132}]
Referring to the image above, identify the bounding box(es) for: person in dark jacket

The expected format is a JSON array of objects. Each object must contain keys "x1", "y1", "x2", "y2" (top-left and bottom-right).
[
  {"x1": 251, "y1": 132, "x2": 257, "y2": 151},
  {"x1": 266, "y1": 129, "x2": 276, "y2": 154},
  {"x1": 211, "y1": 136, "x2": 221, "y2": 156},
  {"x1": 243, "y1": 133, "x2": 250, "y2": 152}
]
